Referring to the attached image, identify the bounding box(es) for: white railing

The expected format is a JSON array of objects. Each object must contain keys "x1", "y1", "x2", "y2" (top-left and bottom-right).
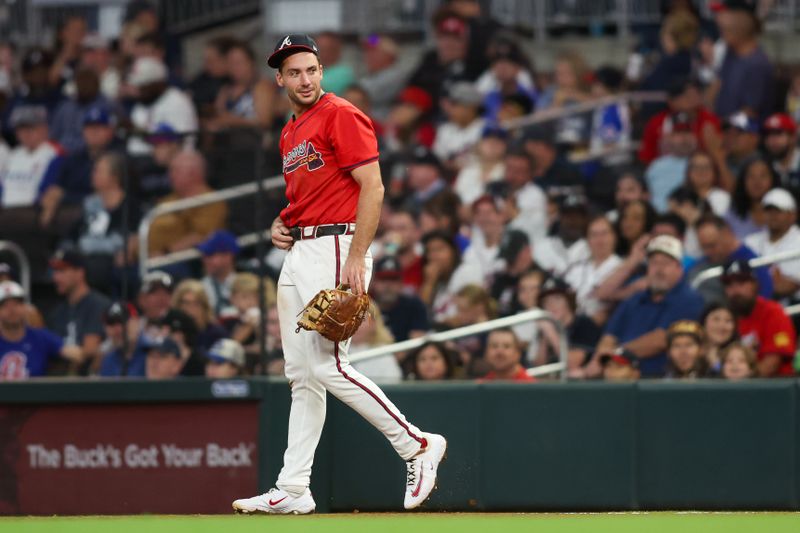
[
  {"x1": 786, "y1": 304, "x2": 800, "y2": 316},
  {"x1": 0, "y1": 241, "x2": 31, "y2": 300},
  {"x1": 349, "y1": 308, "x2": 568, "y2": 381},
  {"x1": 691, "y1": 249, "x2": 800, "y2": 289},
  {"x1": 137, "y1": 175, "x2": 284, "y2": 277}
]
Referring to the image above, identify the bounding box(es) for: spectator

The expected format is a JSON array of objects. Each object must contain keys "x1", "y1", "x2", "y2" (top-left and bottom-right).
[
  {"x1": 208, "y1": 40, "x2": 275, "y2": 131},
  {"x1": 64, "y1": 151, "x2": 140, "y2": 294},
  {"x1": 405, "y1": 341, "x2": 457, "y2": 381},
  {"x1": 137, "y1": 270, "x2": 173, "y2": 326},
  {"x1": 159, "y1": 308, "x2": 204, "y2": 376},
  {"x1": 79, "y1": 33, "x2": 121, "y2": 102},
  {"x1": 725, "y1": 156, "x2": 778, "y2": 240},
  {"x1": 453, "y1": 125, "x2": 507, "y2": 207},
  {"x1": 370, "y1": 256, "x2": 429, "y2": 342},
  {"x1": 720, "y1": 341, "x2": 757, "y2": 380},
  {"x1": 666, "y1": 186, "x2": 705, "y2": 258},
  {"x1": 144, "y1": 337, "x2": 184, "y2": 380},
  {"x1": 50, "y1": 68, "x2": 111, "y2": 154},
  {"x1": 480, "y1": 328, "x2": 535, "y2": 382},
  {"x1": 534, "y1": 195, "x2": 591, "y2": 276},
  {"x1": 684, "y1": 150, "x2": 731, "y2": 216},
  {"x1": 508, "y1": 269, "x2": 546, "y2": 360},
  {"x1": 615, "y1": 199, "x2": 656, "y2": 257},
  {"x1": 701, "y1": 303, "x2": 738, "y2": 374},
  {"x1": 0, "y1": 106, "x2": 63, "y2": 209},
  {"x1": 2, "y1": 48, "x2": 62, "y2": 140},
  {"x1": 381, "y1": 86, "x2": 435, "y2": 154},
  {"x1": 39, "y1": 105, "x2": 122, "y2": 226},
  {"x1": 496, "y1": 92, "x2": 534, "y2": 122},
  {"x1": 315, "y1": 31, "x2": 354, "y2": 96},
  {"x1": 787, "y1": 71, "x2": 800, "y2": 124},
  {"x1": 537, "y1": 49, "x2": 590, "y2": 111},
  {"x1": 645, "y1": 112, "x2": 697, "y2": 212},
  {"x1": 0, "y1": 263, "x2": 44, "y2": 327},
  {"x1": 712, "y1": 0, "x2": 774, "y2": 120},
  {"x1": 588, "y1": 235, "x2": 705, "y2": 378},
  {"x1": 462, "y1": 195, "x2": 530, "y2": 286},
  {"x1": 138, "y1": 123, "x2": 184, "y2": 208},
  {"x1": 445, "y1": 284, "x2": 497, "y2": 375},
  {"x1": 188, "y1": 36, "x2": 233, "y2": 119},
  {"x1": 762, "y1": 113, "x2": 800, "y2": 192},
  {"x1": 432, "y1": 82, "x2": 486, "y2": 172},
  {"x1": 126, "y1": 57, "x2": 198, "y2": 156},
  {"x1": 205, "y1": 338, "x2": 245, "y2": 379},
  {"x1": 0, "y1": 281, "x2": 82, "y2": 379},
  {"x1": 171, "y1": 279, "x2": 227, "y2": 353},
  {"x1": 744, "y1": 188, "x2": 800, "y2": 300},
  {"x1": 537, "y1": 277, "x2": 602, "y2": 377},
  {"x1": 489, "y1": 148, "x2": 547, "y2": 245},
  {"x1": 48, "y1": 15, "x2": 87, "y2": 88},
  {"x1": 407, "y1": 9, "x2": 474, "y2": 114},
  {"x1": 639, "y1": 78, "x2": 721, "y2": 164},
  {"x1": 599, "y1": 350, "x2": 640, "y2": 382},
  {"x1": 400, "y1": 146, "x2": 447, "y2": 215},
  {"x1": 98, "y1": 302, "x2": 145, "y2": 377},
  {"x1": 124, "y1": 1, "x2": 182, "y2": 72},
  {"x1": 589, "y1": 66, "x2": 631, "y2": 165},
  {"x1": 197, "y1": 230, "x2": 240, "y2": 316},
  {"x1": 359, "y1": 34, "x2": 414, "y2": 121},
  {"x1": 223, "y1": 273, "x2": 276, "y2": 347},
  {"x1": 665, "y1": 320, "x2": 708, "y2": 379},
  {"x1": 349, "y1": 301, "x2": 402, "y2": 383},
  {"x1": 691, "y1": 214, "x2": 772, "y2": 303},
  {"x1": 380, "y1": 208, "x2": 424, "y2": 291},
  {"x1": 564, "y1": 215, "x2": 623, "y2": 324},
  {"x1": 47, "y1": 249, "x2": 111, "y2": 372},
  {"x1": 147, "y1": 150, "x2": 227, "y2": 257},
  {"x1": 447, "y1": 0, "x2": 502, "y2": 78},
  {"x1": 523, "y1": 126, "x2": 585, "y2": 203},
  {"x1": 419, "y1": 230, "x2": 482, "y2": 323},
  {"x1": 720, "y1": 259, "x2": 797, "y2": 377},
  {"x1": 607, "y1": 171, "x2": 649, "y2": 222},
  {"x1": 721, "y1": 112, "x2": 761, "y2": 179},
  {"x1": 475, "y1": 37, "x2": 537, "y2": 123}
]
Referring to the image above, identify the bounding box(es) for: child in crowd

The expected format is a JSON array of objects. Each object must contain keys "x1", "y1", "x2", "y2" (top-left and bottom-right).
[{"x1": 719, "y1": 342, "x2": 757, "y2": 381}]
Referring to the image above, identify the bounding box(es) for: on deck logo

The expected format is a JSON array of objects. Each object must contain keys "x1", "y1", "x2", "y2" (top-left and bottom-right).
[{"x1": 283, "y1": 140, "x2": 325, "y2": 174}]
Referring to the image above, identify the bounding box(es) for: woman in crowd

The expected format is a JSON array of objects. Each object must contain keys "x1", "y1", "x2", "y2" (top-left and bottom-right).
[
  {"x1": 665, "y1": 320, "x2": 708, "y2": 380},
  {"x1": 536, "y1": 49, "x2": 590, "y2": 111},
  {"x1": 614, "y1": 199, "x2": 656, "y2": 257},
  {"x1": 719, "y1": 342, "x2": 757, "y2": 381},
  {"x1": 349, "y1": 301, "x2": 403, "y2": 383},
  {"x1": 725, "y1": 157, "x2": 780, "y2": 240},
  {"x1": 208, "y1": 40, "x2": 275, "y2": 130},
  {"x1": 607, "y1": 171, "x2": 649, "y2": 223},
  {"x1": 404, "y1": 341, "x2": 457, "y2": 381},
  {"x1": 684, "y1": 150, "x2": 731, "y2": 216},
  {"x1": 700, "y1": 303, "x2": 738, "y2": 375},
  {"x1": 508, "y1": 268, "x2": 546, "y2": 363},
  {"x1": 445, "y1": 284, "x2": 498, "y2": 377},
  {"x1": 171, "y1": 279, "x2": 227, "y2": 353},
  {"x1": 564, "y1": 215, "x2": 622, "y2": 325},
  {"x1": 453, "y1": 125, "x2": 508, "y2": 208}
]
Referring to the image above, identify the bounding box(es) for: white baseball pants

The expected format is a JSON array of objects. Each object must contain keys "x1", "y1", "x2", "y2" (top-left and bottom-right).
[{"x1": 275, "y1": 233, "x2": 426, "y2": 496}]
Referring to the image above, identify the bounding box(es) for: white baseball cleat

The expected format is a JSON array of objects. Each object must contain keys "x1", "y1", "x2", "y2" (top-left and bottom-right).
[
  {"x1": 232, "y1": 487, "x2": 315, "y2": 515},
  {"x1": 403, "y1": 433, "x2": 447, "y2": 509}
]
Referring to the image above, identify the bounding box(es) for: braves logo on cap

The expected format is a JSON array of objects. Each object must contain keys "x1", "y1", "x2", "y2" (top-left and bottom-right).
[
  {"x1": 280, "y1": 36, "x2": 292, "y2": 49},
  {"x1": 283, "y1": 139, "x2": 325, "y2": 174}
]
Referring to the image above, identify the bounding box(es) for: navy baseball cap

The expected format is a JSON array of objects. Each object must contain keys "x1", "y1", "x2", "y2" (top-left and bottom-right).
[
  {"x1": 146, "y1": 122, "x2": 182, "y2": 144},
  {"x1": 50, "y1": 249, "x2": 85, "y2": 270},
  {"x1": 146, "y1": 337, "x2": 182, "y2": 358},
  {"x1": 82, "y1": 105, "x2": 113, "y2": 127},
  {"x1": 374, "y1": 256, "x2": 403, "y2": 280},
  {"x1": 724, "y1": 112, "x2": 759, "y2": 133},
  {"x1": 267, "y1": 34, "x2": 319, "y2": 69},
  {"x1": 720, "y1": 259, "x2": 755, "y2": 283},
  {"x1": 197, "y1": 230, "x2": 240, "y2": 256}
]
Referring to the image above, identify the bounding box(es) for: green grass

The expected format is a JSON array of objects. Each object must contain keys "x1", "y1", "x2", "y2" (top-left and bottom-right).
[{"x1": 2, "y1": 512, "x2": 800, "y2": 533}]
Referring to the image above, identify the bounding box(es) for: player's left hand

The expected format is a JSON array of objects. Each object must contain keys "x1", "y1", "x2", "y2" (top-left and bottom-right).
[{"x1": 341, "y1": 254, "x2": 366, "y2": 295}]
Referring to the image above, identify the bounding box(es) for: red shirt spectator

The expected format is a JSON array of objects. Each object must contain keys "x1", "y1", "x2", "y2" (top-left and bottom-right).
[
  {"x1": 482, "y1": 366, "x2": 535, "y2": 382},
  {"x1": 639, "y1": 107, "x2": 721, "y2": 164},
  {"x1": 480, "y1": 328, "x2": 536, "y2": 383}
]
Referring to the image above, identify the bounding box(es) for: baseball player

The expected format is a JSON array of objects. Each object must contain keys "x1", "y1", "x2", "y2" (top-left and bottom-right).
[{"x1": 231, "y1": 35, "x2": 446, "y2": 515}]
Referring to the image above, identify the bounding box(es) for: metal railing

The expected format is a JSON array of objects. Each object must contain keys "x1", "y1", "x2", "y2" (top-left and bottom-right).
[
  {"x1": 691, "y1": 249, "x2": 800, "y2": 289},
  {"x1": 137, "y1": 175, "x2": 284, "y2": 277},
  {"x1": 787, "y1": 303, "x2": 800, "y2": 316},
  {"x1": 0, "y1": 240, "x2": 31, "y2": 300},
  {"x1": 349, "y1": 308, "x2": 569, "y2": 381}
]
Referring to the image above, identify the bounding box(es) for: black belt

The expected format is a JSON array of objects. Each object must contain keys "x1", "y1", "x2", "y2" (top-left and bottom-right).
[{"x1": 289, "y1": 223, "x2": 355, "y2": 241}]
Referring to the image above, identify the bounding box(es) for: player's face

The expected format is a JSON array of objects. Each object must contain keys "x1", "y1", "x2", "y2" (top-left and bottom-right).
[
  {"x1": 0, "y1": 298, "x2": 25, "y2": 328},
  {"x1": 277, "y1": 52, "x2": 323, "y2": 112}
]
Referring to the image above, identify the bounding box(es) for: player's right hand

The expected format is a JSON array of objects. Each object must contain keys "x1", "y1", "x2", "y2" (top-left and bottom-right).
[{"x1": 271, "y1": 217, "x2": 294, "y2": 250}]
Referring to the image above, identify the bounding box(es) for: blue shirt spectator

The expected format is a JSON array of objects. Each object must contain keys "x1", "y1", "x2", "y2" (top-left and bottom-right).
[
  {"x1": 98, "y1": 343, "x2": 147, "y2": 377},
  {"x1": 49, "y1": 68, "x2": 113, "y2": 154}
]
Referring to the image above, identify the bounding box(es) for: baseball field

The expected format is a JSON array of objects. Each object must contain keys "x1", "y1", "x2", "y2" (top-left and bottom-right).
[{"x1": 3, "y1": 512, "x2": 800, "y2": 533}]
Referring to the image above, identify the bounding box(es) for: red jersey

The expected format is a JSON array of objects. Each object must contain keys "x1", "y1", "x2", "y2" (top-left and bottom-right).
[
  {"x1": 638, "y1": 108, "x2": 721, "y2": 164},
  {"x1": 279, "y1": 93, "x2": 379, "y2": 227},
  {"x1": 738, "y1": 296, "x2": 797, "y2": 376},
  {"x1": 481, "y1": 366, "x2": 536, "y2": 383}
]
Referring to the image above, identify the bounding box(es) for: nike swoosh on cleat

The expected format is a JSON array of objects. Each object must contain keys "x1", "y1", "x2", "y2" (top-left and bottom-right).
[
  {"x1": 411, "y1": 467, "x2": 424, "y2": 497},
  {"x1": 268, "y1": 496, "x2": 288, "y2": 506}
]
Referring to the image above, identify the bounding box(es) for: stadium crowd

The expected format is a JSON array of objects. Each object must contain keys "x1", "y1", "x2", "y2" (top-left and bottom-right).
[{"x1": 0, "y1": 0, "x2": 799, "y2": 382}]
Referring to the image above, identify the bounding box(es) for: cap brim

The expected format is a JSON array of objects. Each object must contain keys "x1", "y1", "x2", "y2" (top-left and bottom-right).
[
  {"x1": 721, "y1": 273, "x2": 755, "y2": 283},
  {"x1": 267, "y1": 45, "x2": 317, "y2": 68}
]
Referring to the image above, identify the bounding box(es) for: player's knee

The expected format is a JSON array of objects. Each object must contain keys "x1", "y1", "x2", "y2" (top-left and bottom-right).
[{"x1": 283, "y1": 360, "x2": 312, "y2": 382}]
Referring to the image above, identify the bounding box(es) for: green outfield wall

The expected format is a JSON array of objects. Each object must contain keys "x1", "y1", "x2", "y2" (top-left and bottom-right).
[{"x1": 0, "y1": 379, "x2": 797, "y2": 514}]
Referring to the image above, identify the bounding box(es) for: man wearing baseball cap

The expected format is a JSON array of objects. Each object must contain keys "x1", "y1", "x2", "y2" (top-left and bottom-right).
[
  {"x1": 588, "y1": 235, "x2": 704, "y2": 378},
  {"x1": 0, "y1": 281, "x2": 83, "y2": 379},
  {"x1": 720, "y1": 259, "x2": 796, "y2": 376},
  {"x1": 197, "y1": 230, "x2": 240, "y2": 316},
  {"x1": 744, "y1": 188, "x2": 800, "y2": 300},
  {"x1": 723, "y1": 111, "x2": 761, "y2": 178},
  {"x1": 205, "y1": 338, "x2": 245, "y2": 379},
  {"x1": 369, "y1": 256, "x2": 430, "y2": 343},
  {"x1": 763, "y1": 113, "x2": 800, "y2": 189}
]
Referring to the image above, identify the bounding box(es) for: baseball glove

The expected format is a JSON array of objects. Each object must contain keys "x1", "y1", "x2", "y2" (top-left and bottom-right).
[{"x1": 295, "y1": 284, "x2": 370, "y2": 342}]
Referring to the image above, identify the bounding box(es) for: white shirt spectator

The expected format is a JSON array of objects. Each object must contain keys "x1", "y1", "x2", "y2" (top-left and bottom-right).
[
  {"x1": 534, "y1": 237, "x2": 590, "y2": 277},
  {"x1": 0, "y1": 141, "x2": 63, "y2": 207},
  {"x1": 431, "y1": 263, "x2": 484, "y2": 323},
  {"x1": 745, "y1": 225, "x2": 800, "y2": 290},
  {"x1": 508, "y1": 183, "x2": 548, "y2": 245},
  {"x1": 706, "y1": 188, "x2": 731, "y2": 216},
  {"x1": 202, "y1": 273, "x2": 235, "y2": 316},
  {"x1": 0, "y1": 140, "x2": 9, "y2": 172},
  {"x1": 432, "y1": 117, "x2": 486, "y2": 166},
  {"x1": 564, "y1": 254, "x2": 623, "y2": 317},
  {"x1": 454, "y1": 160, "x2": 504, "y2": 206},
  {"x1": 128, "y1": 87, "x2": 198, "y2": 155}
]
